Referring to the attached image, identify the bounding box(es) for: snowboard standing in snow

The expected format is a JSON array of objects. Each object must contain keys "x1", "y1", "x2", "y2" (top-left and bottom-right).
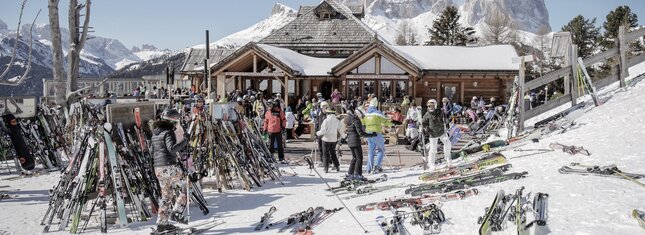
[
  {"x1": 478, "y1": 190, "x2": 509, "y2": 235},
  {"x1": 2, "y1": 114, "x2": 35, "y2": 170}
]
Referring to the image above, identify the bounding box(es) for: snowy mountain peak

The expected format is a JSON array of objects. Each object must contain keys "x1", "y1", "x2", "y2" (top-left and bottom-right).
[
  {"x1": 132, "y1": 44, "x2": 160, "y2": 53},
  {"x1": 361, "y1": 0, "x2": 453, "y2": 19},
  {"x1": 207, "y1": 3, "x2": 297, "y2": 49},
  {"x1": 272, "y1": 2, "x2": 294, "y2": 15},
  {"x1": 0, "y1": 19, "x2": 7, "y2": 30},
  {"x1": 462, "y1": 0, "x2": 551, "y2": 33}
]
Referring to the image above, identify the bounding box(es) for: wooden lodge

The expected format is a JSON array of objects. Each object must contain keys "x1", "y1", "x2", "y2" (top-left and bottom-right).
[{"x1": 182, "y1": 0, "x2": 519, "y2": 106}]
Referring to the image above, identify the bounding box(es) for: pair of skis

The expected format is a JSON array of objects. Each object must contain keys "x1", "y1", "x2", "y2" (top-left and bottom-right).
[
  {"x1": 407, "y1": 170, "x2": 527, "y2": 196},
  {"x1": 356, "y1": 188, "x2": 478, "y2": 211}
]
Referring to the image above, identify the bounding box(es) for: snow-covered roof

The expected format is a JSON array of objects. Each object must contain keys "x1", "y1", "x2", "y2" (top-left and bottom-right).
[
  {"x1": 391, "y1": 45, "x2": 519, "y2": 71},
  {"x1": 181, "y1": 47, "x2": 235, "y2": 73},
  {"x1": 256, "y1": 44, "x2": 343, "y2": 76}
]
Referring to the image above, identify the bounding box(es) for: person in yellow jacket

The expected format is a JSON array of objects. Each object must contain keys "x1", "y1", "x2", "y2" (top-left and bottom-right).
[{"x1": 362, "y1": 98, "x2": 392, "y2": 174}]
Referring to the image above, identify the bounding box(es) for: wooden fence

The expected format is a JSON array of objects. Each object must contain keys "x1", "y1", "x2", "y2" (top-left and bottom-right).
[{"x1": 521, "y1": 26, "x2": 645, "y2": 124}]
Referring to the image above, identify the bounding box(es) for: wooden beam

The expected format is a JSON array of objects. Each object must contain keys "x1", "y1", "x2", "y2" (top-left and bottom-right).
[
  {"x1": 524, "y1": 95, "x2": 573, "y2": 120},
  {"x1": 596, "y1": 72, "x2": 620, "y2": 89},
  {"x1": 628, "y1": 53, "x2": 645, "y2": 68},
  {"x1": 585, "y1": 47, "x2": 618, "y2": 65},
  {"x1": 375, "y1": 54, "x2": 381, "y2": 75},
  {"x1": 284, "y1": 75, "x2": 289, "y2": 106},
  {"x1": 216, "y1": 74, "x2": 226, "y2": 101},
  {"x1": 525, "y1": 66, "x2": 572, "y2": 90},
  {"x1": 625, "y1": 26, "x2": 645, "y2": 42},
  {"x1": 460, "y1": 81, "x2": 464, "y2": 103},
  {"x1": 570, "y1": 45, "x2": 578, "y2": 106},
  {"x1": 253, "y1": 53, "x2": 257, "y2": 73},
  {"x1": 618, "y1": 26, "x2": 628, "y2": 87}
]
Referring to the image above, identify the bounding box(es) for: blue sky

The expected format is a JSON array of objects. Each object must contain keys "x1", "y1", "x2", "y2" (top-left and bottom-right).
[{"x1": 0, "y1": 0, "x2": 643, "y2": 50}]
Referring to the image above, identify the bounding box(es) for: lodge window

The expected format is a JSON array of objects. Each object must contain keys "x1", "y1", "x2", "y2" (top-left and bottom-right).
[
  {"x1": 259, "y1": 80, "x2": 268, "y2": 94},
  {"x1": 363, "y1": 81, "x2": 375, "y2": 97},
  {"x1": 348, "y1": 81, "x2": 360, "y2": 99},
  {"x1": 381, "y1": 57, "x2": 405, "y2": 74},
  {"x1": 380, "y1": 81, "x2": 391, "y2": 99},
  {"x1": 395, "y1": 81, "x2": 407, "y2": 100},
  {"x1": 272, "y1": 80, "x2": 282, "y2": 95},
  {"x1": 352, "y1": 57, "x2": 376, "y2": 74}
]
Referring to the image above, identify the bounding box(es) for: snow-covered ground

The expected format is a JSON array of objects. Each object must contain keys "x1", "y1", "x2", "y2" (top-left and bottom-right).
[{"x1": 2, "y1": 77, "x2": 644, "y2": 235}]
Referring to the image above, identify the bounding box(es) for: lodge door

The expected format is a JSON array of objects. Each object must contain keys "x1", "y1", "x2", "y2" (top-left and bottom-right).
[
  {"x1": 320, "y1": 81, "x2": 333, "y2": 100},
  {"x1": 441, "y1": 83, "x2": 460, "y2": 103}
]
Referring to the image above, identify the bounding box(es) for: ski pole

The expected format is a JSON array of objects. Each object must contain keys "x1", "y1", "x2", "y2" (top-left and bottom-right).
[{"x1": 304, "y1": 157, "x2": 368, "y2": 233}]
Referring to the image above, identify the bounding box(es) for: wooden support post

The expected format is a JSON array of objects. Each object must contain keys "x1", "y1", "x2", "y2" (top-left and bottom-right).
[
  {"x1": 216, "y1": 74, "x2": 226, "y2": 101},
  {"x1": 618, "y1": 26, "x2": 628, "y2": 87},
  {"x1": 518, "y1": 57, "x2": 526, "y2": 133},
  {"x1": 460, "y1": 81, "x2": 465, "y2": 103},
  {"x1": 253, "y1": 54, "x2": 257, "y2": 73},
  {"x1": 570, "y1": 45, "x2": 578, "y2": 106},
  {"x1": 284, "y1": 75, "x2": 289, "y2": 106},
  {"x1": 375, "y1": 55, "x2": 381, "y2": 74}
]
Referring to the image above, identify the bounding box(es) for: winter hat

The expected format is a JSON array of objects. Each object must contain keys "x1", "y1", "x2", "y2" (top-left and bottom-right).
[
  {"x1": 427, "y1": 99, "x2": 437, "y2": 106},
  {"x1": 161, "y1": 108, "x2": 181, "y2": 122},
  {"x1": 320, "y1": 101, "x2": 329, "y2": 109},
  {"x1": 369, "y1": 97, "x2": 378, "y2": 107}
]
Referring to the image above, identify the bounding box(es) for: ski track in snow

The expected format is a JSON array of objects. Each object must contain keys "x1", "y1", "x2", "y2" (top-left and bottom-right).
[{"x1": 1, "y1": 84, "x2": 645, "y2": 235}]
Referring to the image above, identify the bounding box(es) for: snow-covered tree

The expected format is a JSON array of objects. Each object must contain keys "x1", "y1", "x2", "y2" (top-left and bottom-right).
[{"x1": 424, "y1": 6, "x2": 476, "y2": 46}]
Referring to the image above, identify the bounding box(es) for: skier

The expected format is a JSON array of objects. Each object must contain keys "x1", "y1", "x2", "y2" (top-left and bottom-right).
[
  {"x1": 263, "y1": 99, "x2": 287, "y2": 164},
  {"x1": 312, "y1": 100, "x2": 329, "y2": 163},
  {"x1": 400, "y1": 96, "x2": 410, "y2": 115},
  {"x1": 422, "y1": 99, "x2": 452, "y2": 171},
  {"x1": 285, "y1": 106, "x2": 296, "y2": 142},
  {"x1": 362, "y1": 98, "x2": 392, "y2": 174},
  {"x1": 316, "y1": 107, "x2": 346, "y2": 173},
  {"x1": 151, "y1": 109, "x2": 189, "y2": 232},
  {"x1": 344, "y1": 100, "x2": 375, "y2": 179}
]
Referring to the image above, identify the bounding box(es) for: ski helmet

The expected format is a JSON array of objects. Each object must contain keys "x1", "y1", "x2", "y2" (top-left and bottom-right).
[{"x1": 161, "y1": 108, "x2": 181, "y2": 122}]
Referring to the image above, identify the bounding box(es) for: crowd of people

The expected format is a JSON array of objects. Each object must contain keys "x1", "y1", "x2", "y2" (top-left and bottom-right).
[{"x1": 141, "y1": 88, "x2": 511, "y2": 232}]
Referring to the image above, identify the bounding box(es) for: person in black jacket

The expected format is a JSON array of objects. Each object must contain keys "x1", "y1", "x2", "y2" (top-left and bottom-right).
[
  {"x1": 344, "y1": 100, "x2": 376, "y2": 180},
  {"x1": 151, "y1": 109, "x2": 188, "y2": 232}
]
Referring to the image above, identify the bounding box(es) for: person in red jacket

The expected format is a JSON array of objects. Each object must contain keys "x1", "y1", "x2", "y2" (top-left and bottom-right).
[{"x1": 263, "y1": 99, "x2": 287, "y2": 163}]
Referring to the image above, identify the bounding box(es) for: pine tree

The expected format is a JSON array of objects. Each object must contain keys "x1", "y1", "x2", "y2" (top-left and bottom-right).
[
  {"x1": 395, "y1": 21, "x2": 418, "y2": 46},
  {"x1": 601, "y1": 6, "x2": 638, "y2": 49},
  {"x1": 425, "y1": 6, "x2": 476, "y2": 46},
  {"x1": 561, "y1": 15, "x2": 600, "y2": 59}
]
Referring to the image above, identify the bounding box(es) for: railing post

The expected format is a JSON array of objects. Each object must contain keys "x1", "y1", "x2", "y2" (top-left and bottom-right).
[
  {"x1": 618, "y1": 26, "x2": 628, "y2": 87},
  {"x1": 570, "y1": 45, "x2": 578, "y2": 106},
  {"x1": 518, "y1": 57, "x2": 525, "y2": 133}
]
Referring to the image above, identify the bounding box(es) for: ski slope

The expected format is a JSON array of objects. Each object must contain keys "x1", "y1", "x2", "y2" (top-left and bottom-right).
[{"x1": 1, "y1": 87, "x2": 645, "y2": 235}]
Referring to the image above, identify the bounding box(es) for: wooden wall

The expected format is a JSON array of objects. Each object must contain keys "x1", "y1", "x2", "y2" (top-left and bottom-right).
[{"x1": 413, "y1": 73, "x2": 515, "y2": 105}]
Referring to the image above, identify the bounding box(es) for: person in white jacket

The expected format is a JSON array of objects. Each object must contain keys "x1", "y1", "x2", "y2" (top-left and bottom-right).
[
  {"x1": 285, "y1": 107, "x2": 296, "y2": 142},
  {"x1": 316, "y1": 107, "x2": 346, "y2": 173}
]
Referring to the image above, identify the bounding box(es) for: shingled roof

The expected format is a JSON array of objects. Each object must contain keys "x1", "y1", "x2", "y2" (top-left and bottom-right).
[
  {"x1": 180, "y1": 47, "x2": 235, "y2": 73},
  {"x1": 260, "y1": 0, "x2": 374, "y2": 52}
]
